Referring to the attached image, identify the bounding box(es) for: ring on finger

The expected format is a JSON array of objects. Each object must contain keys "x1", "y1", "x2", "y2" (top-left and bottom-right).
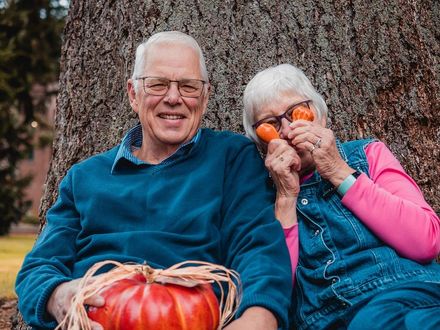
[{"x1": 311, "y1": 138, "x2": 322, "y2": 153}]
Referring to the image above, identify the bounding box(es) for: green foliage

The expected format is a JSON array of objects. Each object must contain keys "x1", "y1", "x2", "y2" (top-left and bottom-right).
[{"x1": 0, "y1": 0, "x2": 67, "y2": 235}]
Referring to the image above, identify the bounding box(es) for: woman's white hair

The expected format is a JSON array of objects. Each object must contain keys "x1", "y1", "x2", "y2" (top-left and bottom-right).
[
  {"x1": 131, "y1": 31, "x2": 209, "y2": 91},
  {"x1": 243, "y1": 64, "x2": 328, "y2": 144}
]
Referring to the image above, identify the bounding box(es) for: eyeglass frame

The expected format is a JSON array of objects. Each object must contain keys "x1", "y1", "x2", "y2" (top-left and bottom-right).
[
  {"x1": 252, "y1": 100, "x2": 312, "y2": 131},
  {"x1": 134, "y1": 76, "x2": 207, "y2": 98}
]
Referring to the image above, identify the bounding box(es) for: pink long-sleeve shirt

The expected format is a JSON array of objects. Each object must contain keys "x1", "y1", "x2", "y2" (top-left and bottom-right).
[{"x1": 284, "y1": 141, "x2": 440, "y2": 280}]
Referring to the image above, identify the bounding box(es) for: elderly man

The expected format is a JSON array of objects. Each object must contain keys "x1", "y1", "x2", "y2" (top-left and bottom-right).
[{"x1": 16, "y1": 31, "x2": 292, "y2": 329}]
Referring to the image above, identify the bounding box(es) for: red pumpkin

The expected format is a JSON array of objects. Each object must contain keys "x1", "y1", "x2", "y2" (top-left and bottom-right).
[{"x1": 87, "y1": 273, "x2": 220, "y2": 330}]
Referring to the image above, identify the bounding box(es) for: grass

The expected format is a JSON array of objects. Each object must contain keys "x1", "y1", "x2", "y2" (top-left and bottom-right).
[{"x1": 0, "y1": 234, "x2": 36, "y2": 299}]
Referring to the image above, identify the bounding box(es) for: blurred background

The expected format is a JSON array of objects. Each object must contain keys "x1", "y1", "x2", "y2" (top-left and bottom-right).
[
  {"x1": 0, "y1": 0, "x2": 69, "y2": 319},
  {"x1": 1, "y1": 0, "x2": 69, "y2": 234}
]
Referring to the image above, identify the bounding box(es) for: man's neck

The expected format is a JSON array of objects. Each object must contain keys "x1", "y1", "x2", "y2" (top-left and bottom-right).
[{"x1": 133, "y1": 142, "x2": 179, "y2": 165}]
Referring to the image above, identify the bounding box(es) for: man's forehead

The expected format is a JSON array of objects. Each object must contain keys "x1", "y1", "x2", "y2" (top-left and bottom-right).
[
  {"x1": 142, "y1": 43, "x2": 202, "y2": 78},
  {"x1": 147, "y1": 41, "x2": 197, "y2": 58}
]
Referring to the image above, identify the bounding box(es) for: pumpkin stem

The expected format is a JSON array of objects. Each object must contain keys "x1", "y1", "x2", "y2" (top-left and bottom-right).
[{"x1": 143, "y1": 265, "x2": 156, "y2": 284}]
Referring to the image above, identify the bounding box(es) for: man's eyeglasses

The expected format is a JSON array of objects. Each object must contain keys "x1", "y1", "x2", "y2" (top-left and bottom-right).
[
  {"x1": 252, "y1": 100, "x2": 312, "y2": 132},
  {"x1": 135, "y1": 77, "x2": 206, "y2": 98}
]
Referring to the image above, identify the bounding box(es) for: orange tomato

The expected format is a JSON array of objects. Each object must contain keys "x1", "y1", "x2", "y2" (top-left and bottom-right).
[
  {"x1": 291, "y1": 107, "x2": 314, "y2": 121},
  {"x1": 256, "y1": 123, "x2": 280, "y2": 143}
]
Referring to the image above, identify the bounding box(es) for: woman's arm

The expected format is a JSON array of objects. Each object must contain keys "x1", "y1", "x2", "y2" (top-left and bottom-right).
[
  {"x1": 342, "y1": 141, "x2": 440, "y2": 262},
  {"x1": 265, "y1": 139, "x2": 301, "y2": 281},
  {"x1": 284, "y1": 225, "x2": 299, "y2": 282}
]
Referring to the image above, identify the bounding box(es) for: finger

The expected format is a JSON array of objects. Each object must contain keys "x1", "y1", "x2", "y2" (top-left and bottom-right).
[
  {"x1": 288, "y1": 120, "x2": 323, "y2": 137},
  {"x1": 269, "y1": 151, "x2": 300, "y2": 175},
  {"x1": 291, "y1": 137, "x2": 316, "y2": 153},
  {"x1": 266, "y1": 138, "x2": 287, "y2": 155},
  {"x1": 90, "y1": 320, "x2": 104, "y2": 330},
  {"x1": 288, "y1": 119, "x2": 317, "y2": 133},
  {"x1": 266, "y1": 140, "x2": 290, "y2": 164},
  {"x1": 84, "y1": 294, "x2": 105, "y2": 307},
  {"x1": 290, "y1": 153, "x2": 302, "y2": 172},
  {"x1": 289, "y1": 118, "x2": 314, "y2": 128}
]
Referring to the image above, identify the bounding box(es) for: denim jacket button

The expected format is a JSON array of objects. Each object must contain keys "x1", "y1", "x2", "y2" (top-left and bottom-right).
[{"x1": 301, "y1": 198, "x2": 309, "y2": 205}]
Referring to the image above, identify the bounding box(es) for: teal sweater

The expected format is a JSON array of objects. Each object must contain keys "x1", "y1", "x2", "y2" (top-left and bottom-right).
[{"x1": 16, "y1": 127, "x2": 292, "y2": 329}]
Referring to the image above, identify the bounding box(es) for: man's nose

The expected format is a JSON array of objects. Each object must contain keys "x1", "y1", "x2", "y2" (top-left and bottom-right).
[
  {"x1": 164, "y1": 82, "x2": 182, "y2": 104},
  {"x1": 279, "y1": 118, "x2": 291, "y2": 139}
]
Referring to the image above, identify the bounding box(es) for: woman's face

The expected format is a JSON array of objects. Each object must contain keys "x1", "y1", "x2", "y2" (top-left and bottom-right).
[{"x1": 254, "y1": 92, "x2": 324, "y2": 176}]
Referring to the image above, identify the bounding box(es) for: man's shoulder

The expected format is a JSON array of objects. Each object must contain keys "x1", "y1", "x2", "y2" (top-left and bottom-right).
[
  {"x1": 71, "y1": 145, "x2": 120, "y2": 172},
  {"x1": 201, "y1": 128, "x2": 254, "y2": 148}
]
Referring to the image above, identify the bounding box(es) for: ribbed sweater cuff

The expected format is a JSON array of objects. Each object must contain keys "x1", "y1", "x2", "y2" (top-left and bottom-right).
[{"x1": 35, "y1": 277, "x2": 71, "y2": 328}]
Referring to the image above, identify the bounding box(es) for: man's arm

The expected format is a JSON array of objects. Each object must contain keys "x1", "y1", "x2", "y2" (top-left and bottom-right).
[
  {"x1": 15, "y1": 170, "x2": 80, "y2": 328},
  {"x1": 220, "y1": 139, "x2": 292, "y2": 329}
]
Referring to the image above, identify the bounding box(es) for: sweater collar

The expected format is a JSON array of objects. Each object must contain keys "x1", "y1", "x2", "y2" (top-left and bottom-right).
[{"x1": 111, "y1": 123, "x2": 201, "y2": 173}]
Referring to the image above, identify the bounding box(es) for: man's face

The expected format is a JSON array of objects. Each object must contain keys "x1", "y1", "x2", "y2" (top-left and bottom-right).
[{"x1": 128, "y1": 43, "x2": 209, "y2": 150}]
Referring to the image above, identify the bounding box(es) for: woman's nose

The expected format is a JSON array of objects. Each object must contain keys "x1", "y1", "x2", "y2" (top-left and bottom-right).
[{"x1": 279, "y1": 118, "x2": 291, "y2": 139}]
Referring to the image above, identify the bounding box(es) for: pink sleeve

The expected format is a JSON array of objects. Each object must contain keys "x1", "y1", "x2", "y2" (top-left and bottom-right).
[
  {"x1": 342, "y1": 141, "x2": 440, "y2": 263},
  {"x1": 284, "y1": 224, "x2": 299, "y2": 284}
]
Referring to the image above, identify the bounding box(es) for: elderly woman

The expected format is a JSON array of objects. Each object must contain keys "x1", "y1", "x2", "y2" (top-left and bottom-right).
[{"x1": 243, "y1": 64, "x2": 440, "y2": 330}]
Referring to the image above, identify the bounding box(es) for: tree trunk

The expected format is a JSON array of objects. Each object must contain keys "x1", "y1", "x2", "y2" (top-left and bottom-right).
[{"x1": 14, "y1": 0, "x2": 439, "y2": 328}]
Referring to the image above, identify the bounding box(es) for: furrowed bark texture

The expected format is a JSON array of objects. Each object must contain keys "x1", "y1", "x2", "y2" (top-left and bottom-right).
[{"x1": 14, "y1": 0, "x2": 439, "y2": 328}]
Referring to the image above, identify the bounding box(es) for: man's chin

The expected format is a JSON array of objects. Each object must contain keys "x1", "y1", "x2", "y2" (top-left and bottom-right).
[{"x1": 159, "y1": 133, "x2": 191, "y2": 146}]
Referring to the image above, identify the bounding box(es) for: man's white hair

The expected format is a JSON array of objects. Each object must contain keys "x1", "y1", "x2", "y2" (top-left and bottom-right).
[{"x1": 131, "y1": 31, "x2": 209, "y2": 92}]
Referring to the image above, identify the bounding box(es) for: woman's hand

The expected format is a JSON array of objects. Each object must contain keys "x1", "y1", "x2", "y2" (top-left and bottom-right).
[
  {"x1": 47, "y1": 278, "x2": 105, "y2": 330},
  {"x1": 265, "y1": 139, "x2": 301, "y2": 227},
  {"x1": 265, "y1": 139, "x2": 301, "y2": 197},
  {"x1": 288, "y1": 120, "x2": 354, "y2": 186}
]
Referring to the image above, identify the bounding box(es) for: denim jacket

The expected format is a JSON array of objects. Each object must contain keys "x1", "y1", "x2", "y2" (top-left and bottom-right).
[{"x1": 292, "y1": 139, "x2": 440, "y2": 330}]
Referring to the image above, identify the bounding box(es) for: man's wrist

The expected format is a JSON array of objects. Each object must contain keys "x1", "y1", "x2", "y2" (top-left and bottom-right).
[{"x1": 241, "y1": 307, "x2": 278, "y2": 329}]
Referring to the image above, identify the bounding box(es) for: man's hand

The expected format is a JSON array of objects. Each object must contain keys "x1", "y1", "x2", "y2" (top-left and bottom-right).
[
  {"x1": 223, "y1": 306, "x2": 278, "y2": 330},
  {"x1": 47, "y1": 278, "x2": 105, "y2": 330}
]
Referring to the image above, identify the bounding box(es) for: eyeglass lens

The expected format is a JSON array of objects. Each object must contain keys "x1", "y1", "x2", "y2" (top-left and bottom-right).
[
  {"x1": 142, "y1": 77, "x2": 204, "y2": 97},
  {"x1": 257, "y1": 101, "x2": 310, "y2": 131}
]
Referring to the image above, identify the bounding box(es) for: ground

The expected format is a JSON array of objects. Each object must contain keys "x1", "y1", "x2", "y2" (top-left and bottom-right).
[
  {"x1": 0, "y1": 223, "x2": 38, "y2": 329},
  {"x1": 0, "y1": 298, "x2": 16, "y2": 330}
]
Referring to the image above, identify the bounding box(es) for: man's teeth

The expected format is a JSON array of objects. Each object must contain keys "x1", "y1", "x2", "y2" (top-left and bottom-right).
[{"x1": 160, "y1": 114, "x2": 184, "y2": 119}]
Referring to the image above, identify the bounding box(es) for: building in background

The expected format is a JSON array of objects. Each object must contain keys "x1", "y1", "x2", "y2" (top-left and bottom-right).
[{"x1": 18, "y1": 83, "x2": 57, "y2": 223}]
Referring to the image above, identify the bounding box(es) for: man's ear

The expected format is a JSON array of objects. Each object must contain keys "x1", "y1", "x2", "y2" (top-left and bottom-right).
[
  {"x1": 201, "y1": 83, "x2": 212, "y2": 114},
  {"x1": 127, "y1": 79, "x2": 138, "y2": 113}
]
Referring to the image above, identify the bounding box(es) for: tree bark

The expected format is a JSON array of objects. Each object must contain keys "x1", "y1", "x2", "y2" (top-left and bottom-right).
[{"x1": 14, "y1": 0, "x2": 439, "y2": 328}]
